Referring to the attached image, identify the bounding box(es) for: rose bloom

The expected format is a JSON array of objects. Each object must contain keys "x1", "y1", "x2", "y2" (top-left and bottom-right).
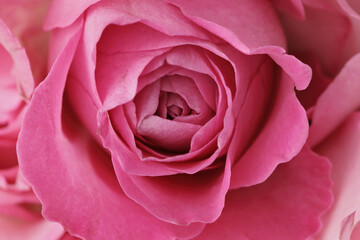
[
  {"x1": 0, "y1": 4, "x2": 79, "y2": 239},
  {"x1": 17, "y1": 0, "x2": 333, "y2": 239},
  {"x1": 276, "y1": 0, "x2": 360, "y2": 239}
]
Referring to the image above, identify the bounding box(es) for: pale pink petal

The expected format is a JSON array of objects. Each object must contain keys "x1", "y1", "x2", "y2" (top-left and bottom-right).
[
  {"x1": 314, "y1": 112, "x2": 360, "y2": 240},
  {"x1": 309, "y1": 53, "x2": 360, "y2": 146},
  {"x1": 0, "y1": 216, "x2": 64, "y2": 240},
  {"x1": 0, "y1": 19, "x2": 33, "y2": 100},
  {"x1": 0, "y1": 0, "x2": 50, "y2": 84},
  {"x1": 44, "y1": 0, "x2": 100, "y2": 30},
  {"x1": 195, "y1": 145, "x2": 333, "y2": 240}
]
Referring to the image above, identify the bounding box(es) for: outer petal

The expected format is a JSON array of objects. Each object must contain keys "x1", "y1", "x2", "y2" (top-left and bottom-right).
[
  {"x1": 195, "y1": 145, "x2": 333, "y2": 240},
  {"x1": 17, "y1": 16, "x2": 204, "y2": 240},
  {"x1": 168, "y1": 0, "x2": 311, "y2": 90},
  {"x1": 314, "y1": 112, "x2": 360, "y2": 240},
  {"x1": 230, "y1": 70, "x2": 309, "y2": 188},
  {"x1": 167, "y1": 0, "x2": 286, "y2": 52},
  {"x1": 309, "y1": 53, "x2": 360, "y2": 147}
]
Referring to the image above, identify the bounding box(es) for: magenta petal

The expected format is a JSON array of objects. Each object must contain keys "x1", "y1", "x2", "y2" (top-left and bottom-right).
[
  {"x1": 314, "y1": 112, "x2": 360, "y2": 240},
  {"x1": 230, "y1": 70, "x2": 308, "y2": 188},
  {"x1": 309, "y1": 53, "x2": 360, "y2": 147},
  {"x1": 195, "y1": 145, "x2": 333, "y2": 240}
]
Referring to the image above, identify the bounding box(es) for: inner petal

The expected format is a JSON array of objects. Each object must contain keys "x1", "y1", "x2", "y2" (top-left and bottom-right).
[
  {"x1": 137, "y1": 115, "x2": 202, "y2": 153},
  {"x1": 160, "y1": 75, "x2": 214, "y2": 125},
  {"x1": 164, "y1": 92, "x2": 191, "y2": 119},
  {"x1": 167, "y1": 105, "x2": 183, "y2": 119}
]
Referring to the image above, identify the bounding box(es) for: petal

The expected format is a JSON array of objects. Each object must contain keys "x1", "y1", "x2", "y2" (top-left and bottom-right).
[
  {"x1": 0, "y1": 19, "x2": 34, "y2": 100},
  {"x1": 167, "y1": 0, "x2": 286, "y2": 53},
  {"x1": 314, "y1": 112, "x2": 360, "y2": 240},
  {"x1": 195, "y1": 145, "x2": 333, "y2": 240},
  {"x1": 296, "y1": 56, "x2": 332, "y2": 109},
  {"x1": 44, "y1": 0, "x2": 100, "y2": 30},
  {"x1": 230, "y1": 69, "x2": 309, "y2": 188},
  {"x1": 279, "y1": 3, "x2": 352, "y2": 76},
  {"x1": 269, "y1": 0, "x2": 305, "y2": 20},
  {"x1": 18, "y1": 15, "x2": 203, "y2": 240},
  {"x1": 99, "y1": 109, "x2": 231, "y2": 225},
  {"x1": 96, "y1": 49, "x2": 169, "y2": 110},
  {"x1": 137, "y1": 115, "x2": 202, "y2": 152},
  {"x1": 0, "y1": 0, "x2": 50, "y2": 84},
  {"x1": 0, "y1": 216, "x2": 64, "y2": 240},
  {"x1": 337, "y1": 0, "x2": 360, "y2": 19},
  {"x1": 351, "y1": 221, "x2": 360, "y2": 240},
  {"x1": 113, "y1": 153, "x2": 231, "y2": 225},
  {"x1": 227, "y1": 58, "x2": 273, "y2": 176},
  {"x1": 309, "y1": 53, "x2": 360, "y2": 147},
  {"x1": 133, "y1": 80, "x2": 161, "y2": 124}
]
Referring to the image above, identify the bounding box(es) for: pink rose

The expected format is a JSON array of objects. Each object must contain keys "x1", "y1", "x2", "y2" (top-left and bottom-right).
[
  {"x1": 17, "y1": 0, "x2": 332, "y2": 239},
  {"x1": 275, "y1": 1, "x2": 360, "y2": 239},
  {"x1": 0, "y1": 13, "x2": 72, "y2": 240}
]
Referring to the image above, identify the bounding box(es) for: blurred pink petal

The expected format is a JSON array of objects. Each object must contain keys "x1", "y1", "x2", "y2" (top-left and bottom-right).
[
  {"x1": 309, "y1": 53, "x2": 360, "y2": 146},
  {"x1": 314, "y1": 113, "x2": 360, "y2": 240}
]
